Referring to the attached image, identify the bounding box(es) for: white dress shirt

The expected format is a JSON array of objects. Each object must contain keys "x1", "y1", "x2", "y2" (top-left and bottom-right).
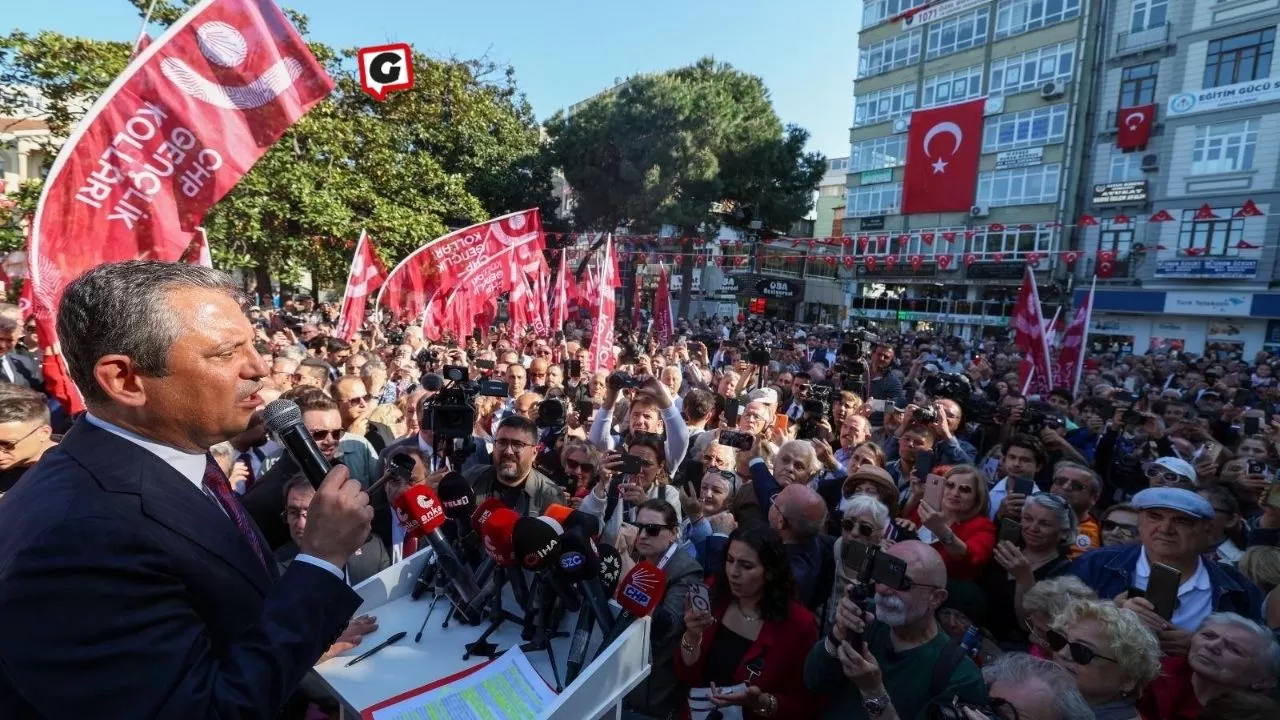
[
  {"x1": 1134, "y1": 546, "x2": 1213, "y2": 632},
  {"x1": 84, "y1": 414, "x2": 342, "y2": 579}
]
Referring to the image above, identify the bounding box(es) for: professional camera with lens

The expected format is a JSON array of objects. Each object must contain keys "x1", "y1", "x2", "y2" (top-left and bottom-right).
[
  {"x1": 922, "y1": 372, "x2": 973, "y2": 404},
  {"x1": 840, "y1": 328, "x2": 879, "y2": 361},
  {"x1": 535, "y1": 396, "x2": 568, "y2": 432},
  {"x1": 745, "y1": 340, "x2": 773, "y2": 367},
  {"x1": 913, "y1": 406, "x2": 938, "y2": 424},
  {"x1": 422, "y1": 365, "x2": 509, "y2": 442}
]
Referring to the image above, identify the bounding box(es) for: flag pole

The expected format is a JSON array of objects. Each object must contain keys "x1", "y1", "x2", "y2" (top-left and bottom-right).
[
  {"x1": 133, "y1": 0, "x2": 160, "y2": 54},
  {"x1": 1072, "y1": 275, "x2": 1098, "y2": 397}
]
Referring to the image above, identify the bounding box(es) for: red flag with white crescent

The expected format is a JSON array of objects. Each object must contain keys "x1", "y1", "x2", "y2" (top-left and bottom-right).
[
  {"x1": 29, "y1": 0, "x2": 334, "y2": 413},
  {"x1": 901, "y1": 98, "x2": 985, "y2": 214},
  {"x1": 1116, "y1": 104, "x2": 1155, "y2": 150},
  {"x1": 336, "y1": 230, "x2": 387, "y2": 341}
]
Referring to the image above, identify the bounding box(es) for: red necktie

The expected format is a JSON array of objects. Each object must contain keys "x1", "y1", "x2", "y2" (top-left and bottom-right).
[
  {"x1": 203, "y1": 454, "x2": 269, "y2": 570},
  {"x1": 402, "y1": 536, "x2": 418, "y2": 557}
]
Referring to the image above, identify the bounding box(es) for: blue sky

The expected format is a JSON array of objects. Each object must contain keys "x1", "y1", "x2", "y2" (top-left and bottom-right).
[{"x1": 8, "y1": 0, "x2": 859, "y2": 160}]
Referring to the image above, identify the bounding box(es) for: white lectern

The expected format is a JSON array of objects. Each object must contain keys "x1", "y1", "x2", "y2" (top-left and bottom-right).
[{"x1": 312, "y1": 550, "x2": 653, "y2": 719}]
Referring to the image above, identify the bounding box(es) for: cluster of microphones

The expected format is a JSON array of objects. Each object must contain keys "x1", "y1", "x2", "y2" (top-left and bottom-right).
[{"x1": 262, "y1": 398, "x2": 669, "y2": 691}]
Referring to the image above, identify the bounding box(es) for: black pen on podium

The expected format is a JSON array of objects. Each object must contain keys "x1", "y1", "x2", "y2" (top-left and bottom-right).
[{"x1": 345, "y1": 631, "x2": 407, "y2": 667}]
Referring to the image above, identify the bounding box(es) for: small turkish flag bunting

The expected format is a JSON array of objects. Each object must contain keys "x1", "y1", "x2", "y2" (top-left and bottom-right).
[
  {"x1": 1062, "y1": 251, "x2": 1080, "y2": 264},
  {"x1": 1048, "y1": 221, "x2": 1063, "y2": 229},
  {"x1": 1149, "y1": 209, "x2": 1175, "y2": 222},
  {"x1": 938, "y1": 255, "x2": 953, "y2": 270},
  {"x1": 909, "y1": 254, "x2": 924, "y2": 271},
  {"x1": 1018, "y1": 223, "x2": 1034, "y2": 231},
  {"x1": 865, "y1": 256, "x2": 878, "y2": 270},
  {"x1": 897, "y1": 234, "x2": 910, "y2": 245},
  {"x1": 735, "y1": 256, "x2": 748, "y2": 266},
  {"x1": 921, "y1": 232, "x2": 935, "y2": 245},
  {"x1": 1097, "y1": 250, "x2": 1116, "y2": 279},
  {"x1": 942, "y1": 231, "x2": 957, "y2": 243},
  {"x1": 876, "y1": 235, "x2": 890, "y2": 247},
  {"x1": 1113, "y1": 214, "x2": 1131, "y2": 224},
  {"x1": 1079, "y1": 214, "x2": 1098, "y2": 226},
  {"x1": 714, "y1": 256, "x2": 724, "y2": 266},
  {"x1": 964, "y1": 253, "x2": 978, "y2": 267},
  {"x1": 989, "y1": 223, "x2": 1006, "y2": 232},
  {"x1": 808, "y1": 239, "x2": 817, "y2": 249},
  {"x1": 842, "y1": 256, "x2": 855, "y2": 269},
  {"x1": 1026, "y1": 251, "x2": 1042, "y2": 267},
  {"x1": 1237, "y1": 240, "x2": 1261, "y2": 249},
  {"x1": 1235, "y1": 199, "x2": 1264, "y2": 217},
  {"x1": 964, "y1": 229, "x2": 977, "y2": 240},
  {"x1": 842, "y1": 236, "x2": 853, "y2": 247},
  {"x1": 1154, "y1": 244, "x2": 1168, "y2": 250},
  {"x1": 885, "y1": 255, "x2": 898, "y2": 270},
  {"x1": 825, "y1": 255, "x2": 837, "y2": 266},
  {"x1": 791, "y1": 238, "x2": 800, "y2": 248},
  {"x1": 992, "y1": 252, "x2": 1005, "y2": 264},
  {"x1": 1184, "y1": 247, "x2": 1207, "y2": 257},
  {"x1": 1194, "y1": 204, "x2": 1218, "y2": 220}
]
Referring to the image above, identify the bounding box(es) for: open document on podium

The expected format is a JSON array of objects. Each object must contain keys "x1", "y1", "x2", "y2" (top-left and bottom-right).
[{"x1": 363, "y1": 647, "x2": 556, "y2": 720}]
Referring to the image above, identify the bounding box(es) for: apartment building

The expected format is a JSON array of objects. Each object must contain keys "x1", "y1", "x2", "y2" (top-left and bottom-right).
[
  {"x1": 1078, "y1": 0, "x2": 1280, "y2": 359},
  {"x1": 816, "y1": 156, "x2": 850, "y2": 240},
  {"x1": 844, "y1": 0, "x2": 1104, "y2": 338}
]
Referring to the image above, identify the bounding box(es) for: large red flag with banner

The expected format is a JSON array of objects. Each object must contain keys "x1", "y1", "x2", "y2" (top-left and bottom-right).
[
  {"x1": 28, "y1": 0, "x2": 334, "y2": 413},
  {"x1": 1053, "y1": 277, "x2": 1095, "y2": 397},
  {"x1": 1013, "y1": 266, "x2": 1054, "y2": 397},
  {"x1": 901, "y1": 98, "x2": 985, "y2": 214},
  {"x1": 336, "y1": 230, "x2": 387, "y2": 341},
  {"x1": 653, "y1": 265, "x2": 674, "y2": 346},
  {"x1": 378, "y1": 209, "x2": 542, "y2": 325},
  {"x1": 588, "y1": 235, "x2": 618, "y2": 372},
  {"x1": 550, "y1": 249, "x2": 570, "y2": 330}
]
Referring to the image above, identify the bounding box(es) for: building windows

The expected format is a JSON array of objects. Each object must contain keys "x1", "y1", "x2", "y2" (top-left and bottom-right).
[
  {"x1": 854, "y1": 83, "x2": 918, "y2": 127},
  {"x1": 1177, "y1": 208, "x2": 1245, "y2": 257},
  {"x1": 850, "y1": 135, "x2": 907, "y2": 172},
  {"x1": 976, "y1": 225, "x2": 1058, "y2": 256},
  {"x1": 828, "y1": 157, "x2": 849, "y2": 172},
  {"x1": 1108, "y1": 150, "x2": 1144, "y2": 182},
  {"x1": 1118, "y1": 63, "x2": 1158, "y2": 107},
  {"x1": 994, "y1": 0, "x2": 1081, "y2": 40},
  {"x1": 989, "y1": 42, "x2": 1076, "y2": 96},
  {"x1": 819, "y1": 184, "x2": 846, "y2": 198},
  {"x1": 859, "y1": 31, "x2": 922, "y2": 78},
  {"x1": 923, "y1": 66, "x2": 984, "y2": 108},
  {"x1": 982, "y1": 104, "x2": 1069, "y2": 152},
  {"x1": 976, "y1": 164, "x2": 1062, "y2": 207},
  {"x1": 1098, "y1": 220, "x2": 1136, "y2": 264},
  {"x1": 1203, "y1": 29, "x2": 1275, "y2": 88},
  {"x1": 1191, "y1": 119, "x2": 1259, "y2": 175},
  {"x1": 846, "y1": 182, "x2": 902, "y2": 217},
  {"x1": 927, "y1": 8, "x2": 990, "y2": 59},
  {"x1": 862, "y1": 0, "x2": 918, "y2": 30},
  {"x1": 1129, "y1": 0, "x2": 1167, "y2": 32}
]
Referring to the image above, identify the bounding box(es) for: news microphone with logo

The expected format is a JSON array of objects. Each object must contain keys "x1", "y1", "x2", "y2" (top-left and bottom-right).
[
  {"x1": 394, "y1": 485, "x2": 482, "y2": 612},
  {"x1": 558, "y1": 532, "x2": 617, "y2": 685},
  {"x1": 470, "y1": 506, "x2": 528, "y2": 610},
  {"x1": 512, "y1": 516, "x2": 581, "y2": 613},
  {"x1": 597, "y1": 543, "x2": 623, "y2": 596},
  {"x1": 437, "y1": 471, "x2": 482, "y2": 567},
  {"x1": 592, "y1": 561, "x2": 666, "y2": 660},
  {"x1": 262, "y1": 399, "x2": 330, "y2": 489}
]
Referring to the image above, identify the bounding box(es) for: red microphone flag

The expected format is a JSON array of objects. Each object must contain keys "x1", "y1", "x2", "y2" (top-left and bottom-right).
[
  {"x1": 901, "y1": 98, "x2": 985, "y2": 214},
  {"x1": 1116, "y1": 104, "x2": 1155, "y2": 150},
  {"x1": 28, "y1": 0, "x2": 334, "y2": 413},
  {"x1": 335, "y1": 230, "x2": 387, "y2": 341}
]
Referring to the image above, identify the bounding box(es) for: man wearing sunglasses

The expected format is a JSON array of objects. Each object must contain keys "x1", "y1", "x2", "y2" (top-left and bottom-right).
[
  {"x1": 1048, "y1": 462, "x2": 1103, "y2": 559},
  {"x1": 0, "y1": 384, "x2": 58, "y2": 496},
  {"x1": 1069, "y1": 487, "x2": 1264, "y2": 650}
]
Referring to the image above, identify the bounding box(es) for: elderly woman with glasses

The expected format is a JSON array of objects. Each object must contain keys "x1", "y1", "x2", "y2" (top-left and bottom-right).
[
  {"x1": 681, "y1": 469, "x2": 740, "y2": 565},
  {"x1": 1046, "y1": 600, "x2": 1162, "y2": 719},
  {"x1": 1139, "y1": 612, "x2": 1280, "y2": 720},
  {"x1": 820, "y1": 495, "x2": 891, "y2": 636},
  {"x1": 903, "y1": 464, "x2": 997, "y2": 581},
  {"x1": 981, "y1": 493, "x2": 1079, "y2": 649}
]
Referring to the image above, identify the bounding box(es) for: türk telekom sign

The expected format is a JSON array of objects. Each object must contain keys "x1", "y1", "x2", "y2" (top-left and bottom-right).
[{"x1": 901, "y1": 0, "x2": 991, "y2": 29}]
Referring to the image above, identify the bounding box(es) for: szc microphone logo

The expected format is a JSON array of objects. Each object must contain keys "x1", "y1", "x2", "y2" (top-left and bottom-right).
[{"x1": 560, "y1": 552, "x2": 585, "y2": 570}]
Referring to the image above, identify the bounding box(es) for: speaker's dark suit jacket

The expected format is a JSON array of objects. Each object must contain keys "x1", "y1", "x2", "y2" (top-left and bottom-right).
[{"x1": 0, "y1": 420, "x2": 361, "y2": 719}]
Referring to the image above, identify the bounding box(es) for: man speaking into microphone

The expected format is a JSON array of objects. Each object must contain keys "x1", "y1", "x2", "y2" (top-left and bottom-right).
[{"x1": 0, "y1": 262, "x2": 374, "y2": 719}]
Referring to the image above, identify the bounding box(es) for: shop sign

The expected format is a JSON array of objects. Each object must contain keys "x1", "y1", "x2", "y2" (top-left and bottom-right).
[
  {"x1": 1163, "y1": 292, "x2": 1252, "y2": 316},
  {"x1": 756, "y1": 278, "x2": 799, "y2": 299},
  {"x1": 1168, "y1": 78, "x2": 1280, "y2": 117},
  {"x1": 860, "y1": 215, "x2": 887, "y2": 231},
  {"x1": 1092, "y1": 181, "x2": 1148, "y2": 205},
  {"x1": 1155, "y1": 258, "x2": 1258, "y2": 280},
  {"x1": 995, "y1": 147, "x2": 1044, "y2": 170},
  {"x1": 860, "y1": 169, "x2": 894, "y2": 185}
]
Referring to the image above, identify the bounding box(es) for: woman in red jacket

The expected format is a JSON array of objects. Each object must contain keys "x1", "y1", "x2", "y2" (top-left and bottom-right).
[
  {"x1": 675, "y1": 525, "x2": 825, "y2": 719},
  {"x1": 904, "y1": 464, "x2": 996, "y2": 581}
]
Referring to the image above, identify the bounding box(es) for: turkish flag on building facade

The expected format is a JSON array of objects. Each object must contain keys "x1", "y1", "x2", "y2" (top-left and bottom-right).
[
  {"x1": 902, "y1": 98, "x2": 985, "y2": 214},
  {"x1": 1013, "y1": 266, "x2": 1054, "y2": 397},
  {"x1": 28, "y1": 0, "x2": 334, "y2": 413},
  {"x1": 336, "y1": 230, "x2": 387, "y2": 341},
  {"x1": 1116, "y1": 104, "x2": 1155, "y2": 150}
]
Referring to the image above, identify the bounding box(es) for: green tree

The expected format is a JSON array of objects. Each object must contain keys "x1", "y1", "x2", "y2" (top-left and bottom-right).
[
  {"x1": 545, "y1": 57, "x2": 826, "y2": 316},
  {"x1": 1, "y1": 0, "x2": 555, "y2": 292}
]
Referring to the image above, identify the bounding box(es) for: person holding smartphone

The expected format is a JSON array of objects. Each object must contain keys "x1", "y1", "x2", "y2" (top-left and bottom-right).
[{"x1": 903, "y1": 465, "x2": 997, "y2": 582}]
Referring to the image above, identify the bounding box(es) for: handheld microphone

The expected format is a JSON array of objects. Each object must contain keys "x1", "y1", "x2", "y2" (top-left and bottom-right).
[
  {"x1": 394, "y1": 485, "x2": 483, "y2": 610},
  {"x1": 593, "y1": 561, "x2": 666, "y2": 659},
  {"x1": 262, "y1": 399, "x2": 330, "y2": 489}
]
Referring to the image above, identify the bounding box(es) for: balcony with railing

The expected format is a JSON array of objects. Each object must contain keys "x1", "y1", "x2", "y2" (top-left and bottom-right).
[
  {"x1": 845, "y1": 296, "x2": 1058, "y2": 327},
  {"x1": 1112, "y1": 22, "x2": 1173, "y2": 60}
]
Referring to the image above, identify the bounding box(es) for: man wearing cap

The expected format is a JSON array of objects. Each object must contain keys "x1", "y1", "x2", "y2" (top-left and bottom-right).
[
  {"x1": 1069, "y1": 487, "x2": 1263, "y2": 651},
  {"x1": 1144, "y1": 456, "x2": 1198, "y2": 489}
]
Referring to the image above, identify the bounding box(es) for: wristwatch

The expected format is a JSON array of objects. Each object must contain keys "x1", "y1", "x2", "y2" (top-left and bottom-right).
[{"x1": 862, "y1": 692, "x2": 891, "y2": 718}]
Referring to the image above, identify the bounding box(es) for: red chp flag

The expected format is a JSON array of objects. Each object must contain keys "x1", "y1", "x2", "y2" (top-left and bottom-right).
[
  {"x1": 901, "y1": 98, "x2": 985, "y2": 214},
  {"x1": 29, "y1": 0, "x2": 334, "y2": 413},
  {"x1": 1116, "y1": 104, "x2": 1155, "y2": 150},
  {"x1": 1053, "y1": 278, "x2": 1094, "y2": 396},
  {"x1": 336, "y1": 230, "x2": 387, "y2": 341},
  {"x1": 653, "y1": 265, "x2": 675, "y2": 346},
  {"x1": 550, "y1": 249, "x2": 570, "y2": 329},
  {"x1": 182, "y1": 226, "x2": 213, "y2": 267},
  {"x1": 588, "y1": 235, "x2": 619, "y2": 373},
  {"x1": 380, "y1": 209, "x2": 542, "y2": 324},
  {"x1": 1013, "y1": 266, "x2": 1054, "y2": 397}
]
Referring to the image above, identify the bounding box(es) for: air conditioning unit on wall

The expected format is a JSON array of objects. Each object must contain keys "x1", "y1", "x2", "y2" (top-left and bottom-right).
[
  {"x1": 1040, "y1": 81, "x2": 1067, "y2": 99},
  {"x1": 1141, "y1": 154, "x2": 1159, "y2": 171},
  {"x1": 970, "y1": 205, "x2": 990, "y2": 218}
]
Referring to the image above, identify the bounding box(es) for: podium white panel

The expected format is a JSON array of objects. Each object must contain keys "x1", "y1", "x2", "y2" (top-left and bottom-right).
[{"x1": 313, "y1": 550, "x2": 651, "y2": 719}]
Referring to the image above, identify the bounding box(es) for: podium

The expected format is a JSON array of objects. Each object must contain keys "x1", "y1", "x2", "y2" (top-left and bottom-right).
[{"x1": 313, "y1": 550, "x2": 653, "y2": 719}]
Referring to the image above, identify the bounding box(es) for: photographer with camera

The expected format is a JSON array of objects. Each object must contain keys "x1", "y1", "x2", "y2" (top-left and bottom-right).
[
  {"x1": 803, "y1": 541, "x2": 987, "y2": 720},
  {"x1": 868, "y1": 344, "x2": 907, "y2": 408},
  {"x1": 589, "y1": 371, "x2": 690, "y2": 472},
  {"x1": 884, "y1": 399, "x2": 975, "y2": 469}
]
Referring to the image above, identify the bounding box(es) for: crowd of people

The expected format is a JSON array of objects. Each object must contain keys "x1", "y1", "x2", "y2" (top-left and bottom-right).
[{"x1": 3, "y1": 285, "x2": 1280, "y2": 720}]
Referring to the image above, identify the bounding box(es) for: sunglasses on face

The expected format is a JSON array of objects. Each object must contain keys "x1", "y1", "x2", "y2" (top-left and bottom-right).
[
  {"x1": 842, "y1": 518, "x2": 876, "y2": 537},
  {"x1": 1045, "y1": 629, "x2": 1118, "y2": 666},
  {"x1": 309, "y1": 429, "x2": 343, "y2": 442},
  {"x1": 1101, "y1": 519, "x2": 1139, "y2": 535},
  {"x1": 565, "y1": 459, "x2": 596, "y2": 474},
  {"x1": 943, "y1": 481, "x2": 974, "y2": 495},
  {"x1": 1145, "y1": 466, "x2": 1188, "y2": 484},
  {"x1": 636, "y1": 523, "x2": 673, "y2": 537}
]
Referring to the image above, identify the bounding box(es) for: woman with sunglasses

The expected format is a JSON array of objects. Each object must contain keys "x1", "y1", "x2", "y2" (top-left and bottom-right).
[
  {"x1": 676, "y1": 525, "x2": 824, "y2": 719},
  {"x1": 680, "y1": 469, "x2": 739, "y2": 565},
  {"x1": 904, "y1": 464, "x2": 996, "y2": 582},
  {"x1": 981, "y1": 493, "x2": 1078, "y2": 649},
  {"x1": 1021, "y1": 575, "x2": 1098, "y2": 659},
  {"x1": 821, "y1": 495, "x2": 890, "y2": 637},
  {"x1": 1099, "y1": 503, "x2": 1141, "y2": 547},
  {"x1": 1046, "y1": 600, "x2": 1161, "y2": 719},
  {"x1": 621, "y1": 499, "x2": 705, "y2": 719},
  {"x1": 559, "y1": 440, "x2": 601, "y2": 505}
]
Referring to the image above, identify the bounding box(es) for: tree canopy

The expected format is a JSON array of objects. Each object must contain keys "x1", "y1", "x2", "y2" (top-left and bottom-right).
[{"x1": 0, "y1": 0, "x2": 556, "y2": 291}]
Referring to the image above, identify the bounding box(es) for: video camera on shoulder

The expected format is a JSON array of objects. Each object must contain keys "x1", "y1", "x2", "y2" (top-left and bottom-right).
[
  {"x1": 422, "y1": 366, "x2": 508, "y2": 441},
  {"x1": 745, "y1": 341, "x2": 772, "y2": 367},
  {"x1": 840, "y1": 328, "x2": 879, "y2": 361}
]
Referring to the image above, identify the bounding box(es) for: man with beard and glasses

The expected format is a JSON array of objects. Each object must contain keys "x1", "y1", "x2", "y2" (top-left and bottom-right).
[
  {"x1": 464, "y1": 415, "x2": 565, "y2": 517},
  {"x1": 803, "y1": 540, "x2": 987, "y2": 720}
]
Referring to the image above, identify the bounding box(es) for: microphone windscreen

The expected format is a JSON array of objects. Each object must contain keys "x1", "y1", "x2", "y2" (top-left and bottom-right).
[
  {"x1": 597, "y1": 543, "x2": 623, "y2": 595},
  {"x1": 479, "y1": 508, "x2": 519, "y2": 567},
  {"x1": 563, "y1": 510, "x2": 601, "y2": 539},
  {"x1": 423, "y1": 373, "x2": 444, "y2": 391},
  {"x1": 262, "y1": 399, "x2": 303, "y2": 435},
  {"x1": 543, "y1": 504, "x2": 574, "y2": 526},
  {"x1": 555, "y1": 530, "x2": 601, "y2": 582},
  {"x1": 616, "y1": 561, "x2": 666, "y2": 617},
  {"x1": 471, "y1": 497, "x2": 506, "y2": 529},
  {"x1": 512, "y1": 516, "x2": 561, "y2": 571},
  {"x1": 394, "y1": 485, "x2": 446, "y2": 535},
  {"x1": 437, "y1": 472, "x2": 475, "y2": 520}
]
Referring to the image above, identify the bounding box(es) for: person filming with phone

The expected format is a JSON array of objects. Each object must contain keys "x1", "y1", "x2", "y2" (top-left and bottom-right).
[{"x1": 902, "y1": 464, "x2": 996, "y2": 582}]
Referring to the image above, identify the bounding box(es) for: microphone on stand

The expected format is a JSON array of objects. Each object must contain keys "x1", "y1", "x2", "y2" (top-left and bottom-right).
[
  {"x1": 597, "y1": 543, "x2": 623, "y2": 596},
  {"x1": 592, "y1": 561, "x2": 666, "y2": 661},
  {"x1": 462, "y1": 507, "x2": 527, "y2": 660},
  {"x1": 438, "y1": 472, "x2": 482, "y2": 568},
  {"x1": 393, "y1": 485, "x2": 482, "y2": 622},
  {"x1": 262, "y1": 400, "x2": 330, "y2": 488},
  {"x1": 558, "y1": 532, "x2": 617, "y2": 685}
]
